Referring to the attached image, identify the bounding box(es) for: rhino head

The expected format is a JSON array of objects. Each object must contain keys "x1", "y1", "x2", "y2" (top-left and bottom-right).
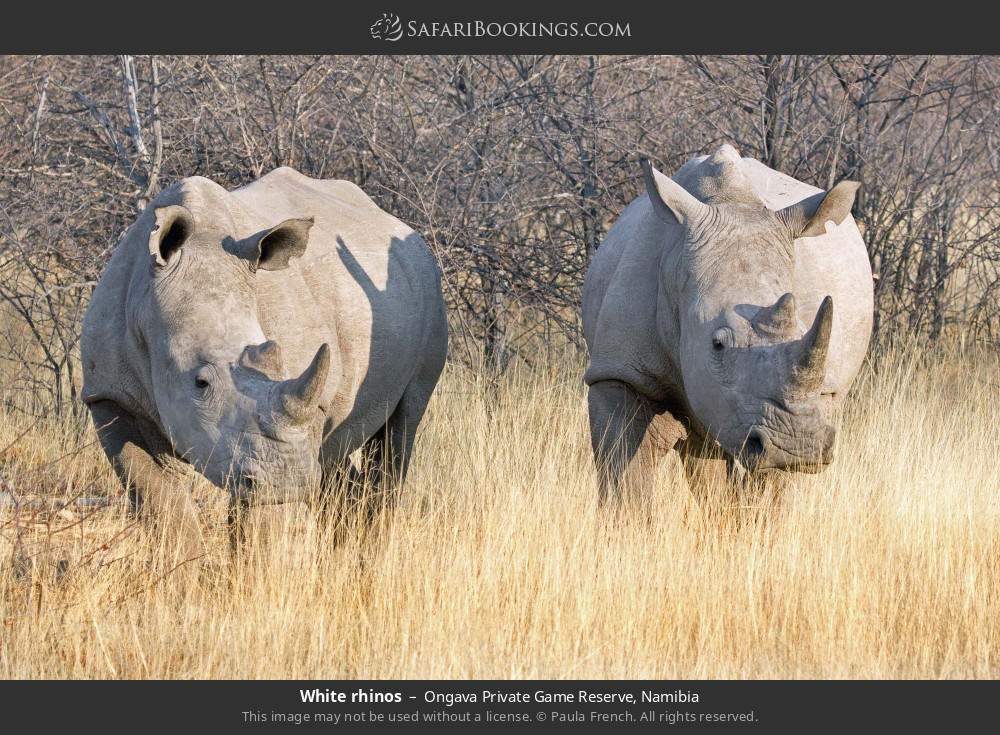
[
  {"x1": 139, "y1": 199, "x2": 329, "y2": 500},
  {"x1": 642, "y1": 154, "x2": 860, "y2": 473}
]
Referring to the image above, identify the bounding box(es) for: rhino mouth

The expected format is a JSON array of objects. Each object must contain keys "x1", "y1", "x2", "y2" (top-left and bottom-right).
[
  {"x1": 214, "y1": 438, "x2": 322, "y2": 504},
  {"x1": 230, "y1": 463, "x2": 321, "y2": 504},
  {"x1": 721, "y1": 395, "x2": 837, "y2": 473},
  {"x1": 735, "y1": 424, "x2": 835, "y2": 473}
]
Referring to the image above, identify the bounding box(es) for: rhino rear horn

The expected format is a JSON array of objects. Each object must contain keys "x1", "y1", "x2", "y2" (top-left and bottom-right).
[
  {"x1": 240, "y1": 340, "x2": 286, "y2": 378},
  {"x1": 778, "y1": 181, "x2": 861, "y2": 238},
  {"x1": 276, "y1": 343, "x2": 330, "y2": 425},
  {"x1": 792, "y1": 296, "x2": 833, "y2": 392},
  {"x1": 641, "y1": 159, "x2": 709, "y2": 227},
  {"x1": 752, "y1": 292, "x2": 798, "y2": 337}
]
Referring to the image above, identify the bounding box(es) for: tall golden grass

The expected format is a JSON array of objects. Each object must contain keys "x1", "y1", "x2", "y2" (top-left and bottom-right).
[{"x1": 1, "y1": 343, "x2": 998, "y2": 678}]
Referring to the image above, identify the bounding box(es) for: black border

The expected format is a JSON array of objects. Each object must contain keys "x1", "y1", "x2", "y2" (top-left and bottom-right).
[
  {"x1": 2, "y1": 1, "x2": 997, "y2": 54},
  {"x1": 2, "y1": 679, "x2": 998, "y2": 732},
  {"x1": 2, "y1": 2, "x2": 998, "y2": 731}
]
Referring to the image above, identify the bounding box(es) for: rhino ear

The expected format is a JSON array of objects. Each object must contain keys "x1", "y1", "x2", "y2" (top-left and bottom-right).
[
  {"x1": 641, "y1": 159, "x2": 709, "y2": 227},
  {"x1": 241, "y1": 217, "x2": 314, "y2": 272},
  {"x1": 779, "y1": 181, "x2": 860, "y2": 238},
  {"x1": 149, "y1": 205, "x2": 195, "y2": 266}
]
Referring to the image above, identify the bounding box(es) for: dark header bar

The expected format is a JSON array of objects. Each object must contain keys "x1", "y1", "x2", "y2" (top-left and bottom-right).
[
  {"x1": 1, "y1": 680, "x2": 997, "y2": 733},
  {"x1": 1, "y1": 2, "x2": 997, "y2": 54}
]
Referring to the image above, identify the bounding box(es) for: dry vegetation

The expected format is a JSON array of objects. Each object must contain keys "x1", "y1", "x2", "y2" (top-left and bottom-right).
[{"x1": 2, "y1": 343, "x2": 998, "y2": 679}]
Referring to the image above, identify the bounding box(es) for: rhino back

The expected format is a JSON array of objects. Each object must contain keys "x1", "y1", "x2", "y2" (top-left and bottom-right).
[
  {"x1": 231, "y1": 168, "x2": 446, "y2": 448},
  {"x1": 739, "y1": 159, "x2": 874, "y2": 396}
]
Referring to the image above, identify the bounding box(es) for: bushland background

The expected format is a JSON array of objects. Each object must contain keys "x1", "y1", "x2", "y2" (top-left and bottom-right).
[
  {"x1": 0, "y1": 56, "x2": 998, "y2": 678},
  {"x1": 2, "y1": 55, "x2": 998, "y2": 411}
]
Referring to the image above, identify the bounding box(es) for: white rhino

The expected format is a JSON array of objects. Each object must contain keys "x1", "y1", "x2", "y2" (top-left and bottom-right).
[
  {"x1": 81, "y1": 168, "x2": 447, "y2": 553},
  {"x1": 583, "y1": 145, "x2": 873, "y2": 497}
]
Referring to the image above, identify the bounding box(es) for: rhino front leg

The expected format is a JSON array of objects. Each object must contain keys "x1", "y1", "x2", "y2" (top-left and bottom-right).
[
  {"x1": 587, "y1": 380, "x2": 685, "y2": 504},
  {"x1": 319, "y1": 383, "x2": 433, "y2": 538},
  {"x1": 678, "y1": 451, "x2": 730, "y2": 496},
  {"x1": 88, "y1": 400, "x2": 207, "y2": 564},
  {"x1": 353, "y1": 383, "x2": 430, "y2": 525}
]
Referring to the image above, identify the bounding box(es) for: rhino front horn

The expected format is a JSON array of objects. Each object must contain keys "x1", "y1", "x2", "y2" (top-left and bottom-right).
[
  {"x1": 277, "y1": 343, "x2": 330, "y2": 425},
  {"x1": 793, "y1": 296, "x2": 833, "y2": 392}
]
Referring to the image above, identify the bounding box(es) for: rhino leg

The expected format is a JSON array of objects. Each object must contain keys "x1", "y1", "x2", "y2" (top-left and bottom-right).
[
  {"x1": 587, "y1": 380, "x2": 686, "y2": 504},
  {"x1": 678, "y1": 451, "x2": 730, "y2": 496},
  {"x1": 321, "y1": 381, "x2": 434, "y2": 537},
  {"x1": 355, "y1": 383, "x2": 431, "y2": 523},
  {"x1": 88, "y1": 400, "x2": 207, "y2": 565}
]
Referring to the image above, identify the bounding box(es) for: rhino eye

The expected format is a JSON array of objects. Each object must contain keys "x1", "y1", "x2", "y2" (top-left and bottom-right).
[
  {"x1": 711, "y1": 328, "x2": 732, "y2": 352},
  {"x1": 194, "y1": 367, "x2": 213, "y2": 391}
]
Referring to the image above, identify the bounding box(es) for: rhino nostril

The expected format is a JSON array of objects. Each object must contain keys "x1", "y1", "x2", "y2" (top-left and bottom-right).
[{"x1": 741, "y1": 430, "x2": 766, "y2": 465}]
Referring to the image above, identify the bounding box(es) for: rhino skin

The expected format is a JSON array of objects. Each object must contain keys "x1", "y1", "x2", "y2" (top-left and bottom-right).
[
  {"x1": 81, "y1": 168, "x2": 447, "y2": 554},
  {"x1": 582, "y1": 144, "x2": 873, "y2": 498}
]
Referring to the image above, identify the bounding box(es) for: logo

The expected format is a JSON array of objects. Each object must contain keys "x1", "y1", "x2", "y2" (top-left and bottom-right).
[{"x1": 370, "y1": 13, "x2": 403, "y2": 41}]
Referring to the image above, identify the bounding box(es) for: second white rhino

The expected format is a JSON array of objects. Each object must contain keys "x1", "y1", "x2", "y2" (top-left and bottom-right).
[{"x1": 583, "y1": 144, "x2": 873, "y2": 496}]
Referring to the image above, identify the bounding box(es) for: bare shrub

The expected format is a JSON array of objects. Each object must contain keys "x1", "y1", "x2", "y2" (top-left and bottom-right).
[{"x1": 0, "y1": 55, "x2": 997, "y2": 412}]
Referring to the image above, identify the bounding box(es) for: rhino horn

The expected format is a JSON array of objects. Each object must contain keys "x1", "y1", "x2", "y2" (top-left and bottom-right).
[
  {"x1": 276, "y1": 343, "x2": 330, "y2": 425},
  {"x1": 752, "y1": 292, "x2": 798, "y2": 337},
  {"x1": 240, "y1": 340, "x2": 286, "y2": 378},
  {"x1": 792, "y1": 296, "x2": 833, "y2": 392}
]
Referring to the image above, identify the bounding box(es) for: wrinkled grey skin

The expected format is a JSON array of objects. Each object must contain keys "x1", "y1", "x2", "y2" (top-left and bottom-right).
[
  {"x1": 583, "y1": 145, "x2": 873, "y2": 497},
  {"x1": 81, "y1": 168, "x2": 447, "y2": 553}
]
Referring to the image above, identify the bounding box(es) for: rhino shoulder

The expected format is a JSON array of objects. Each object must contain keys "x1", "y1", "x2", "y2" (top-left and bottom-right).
[
  {"x1": 737, "y1": 157, "x2": 874, "y2": 396},
  {"x1": 239, "y1": 168, "x2": 413, "y2": 242},
  {"x1": 583, "y1": 195, "x2": 679, "y2": 400},
  {"x1": 80, "y1": 222, "x2": 157, "y2": 419},
  {"x1": 738, "y1": 158, "x2": 823, "y2": 211},
  {"x1": 255, "y1": 167, "x2": 381, "y2": 210}
]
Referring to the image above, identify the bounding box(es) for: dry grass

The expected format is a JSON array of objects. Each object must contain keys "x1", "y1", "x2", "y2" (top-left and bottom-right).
[{"x1": 1, "y1": 344, "x2": 999, "y2": 679}]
